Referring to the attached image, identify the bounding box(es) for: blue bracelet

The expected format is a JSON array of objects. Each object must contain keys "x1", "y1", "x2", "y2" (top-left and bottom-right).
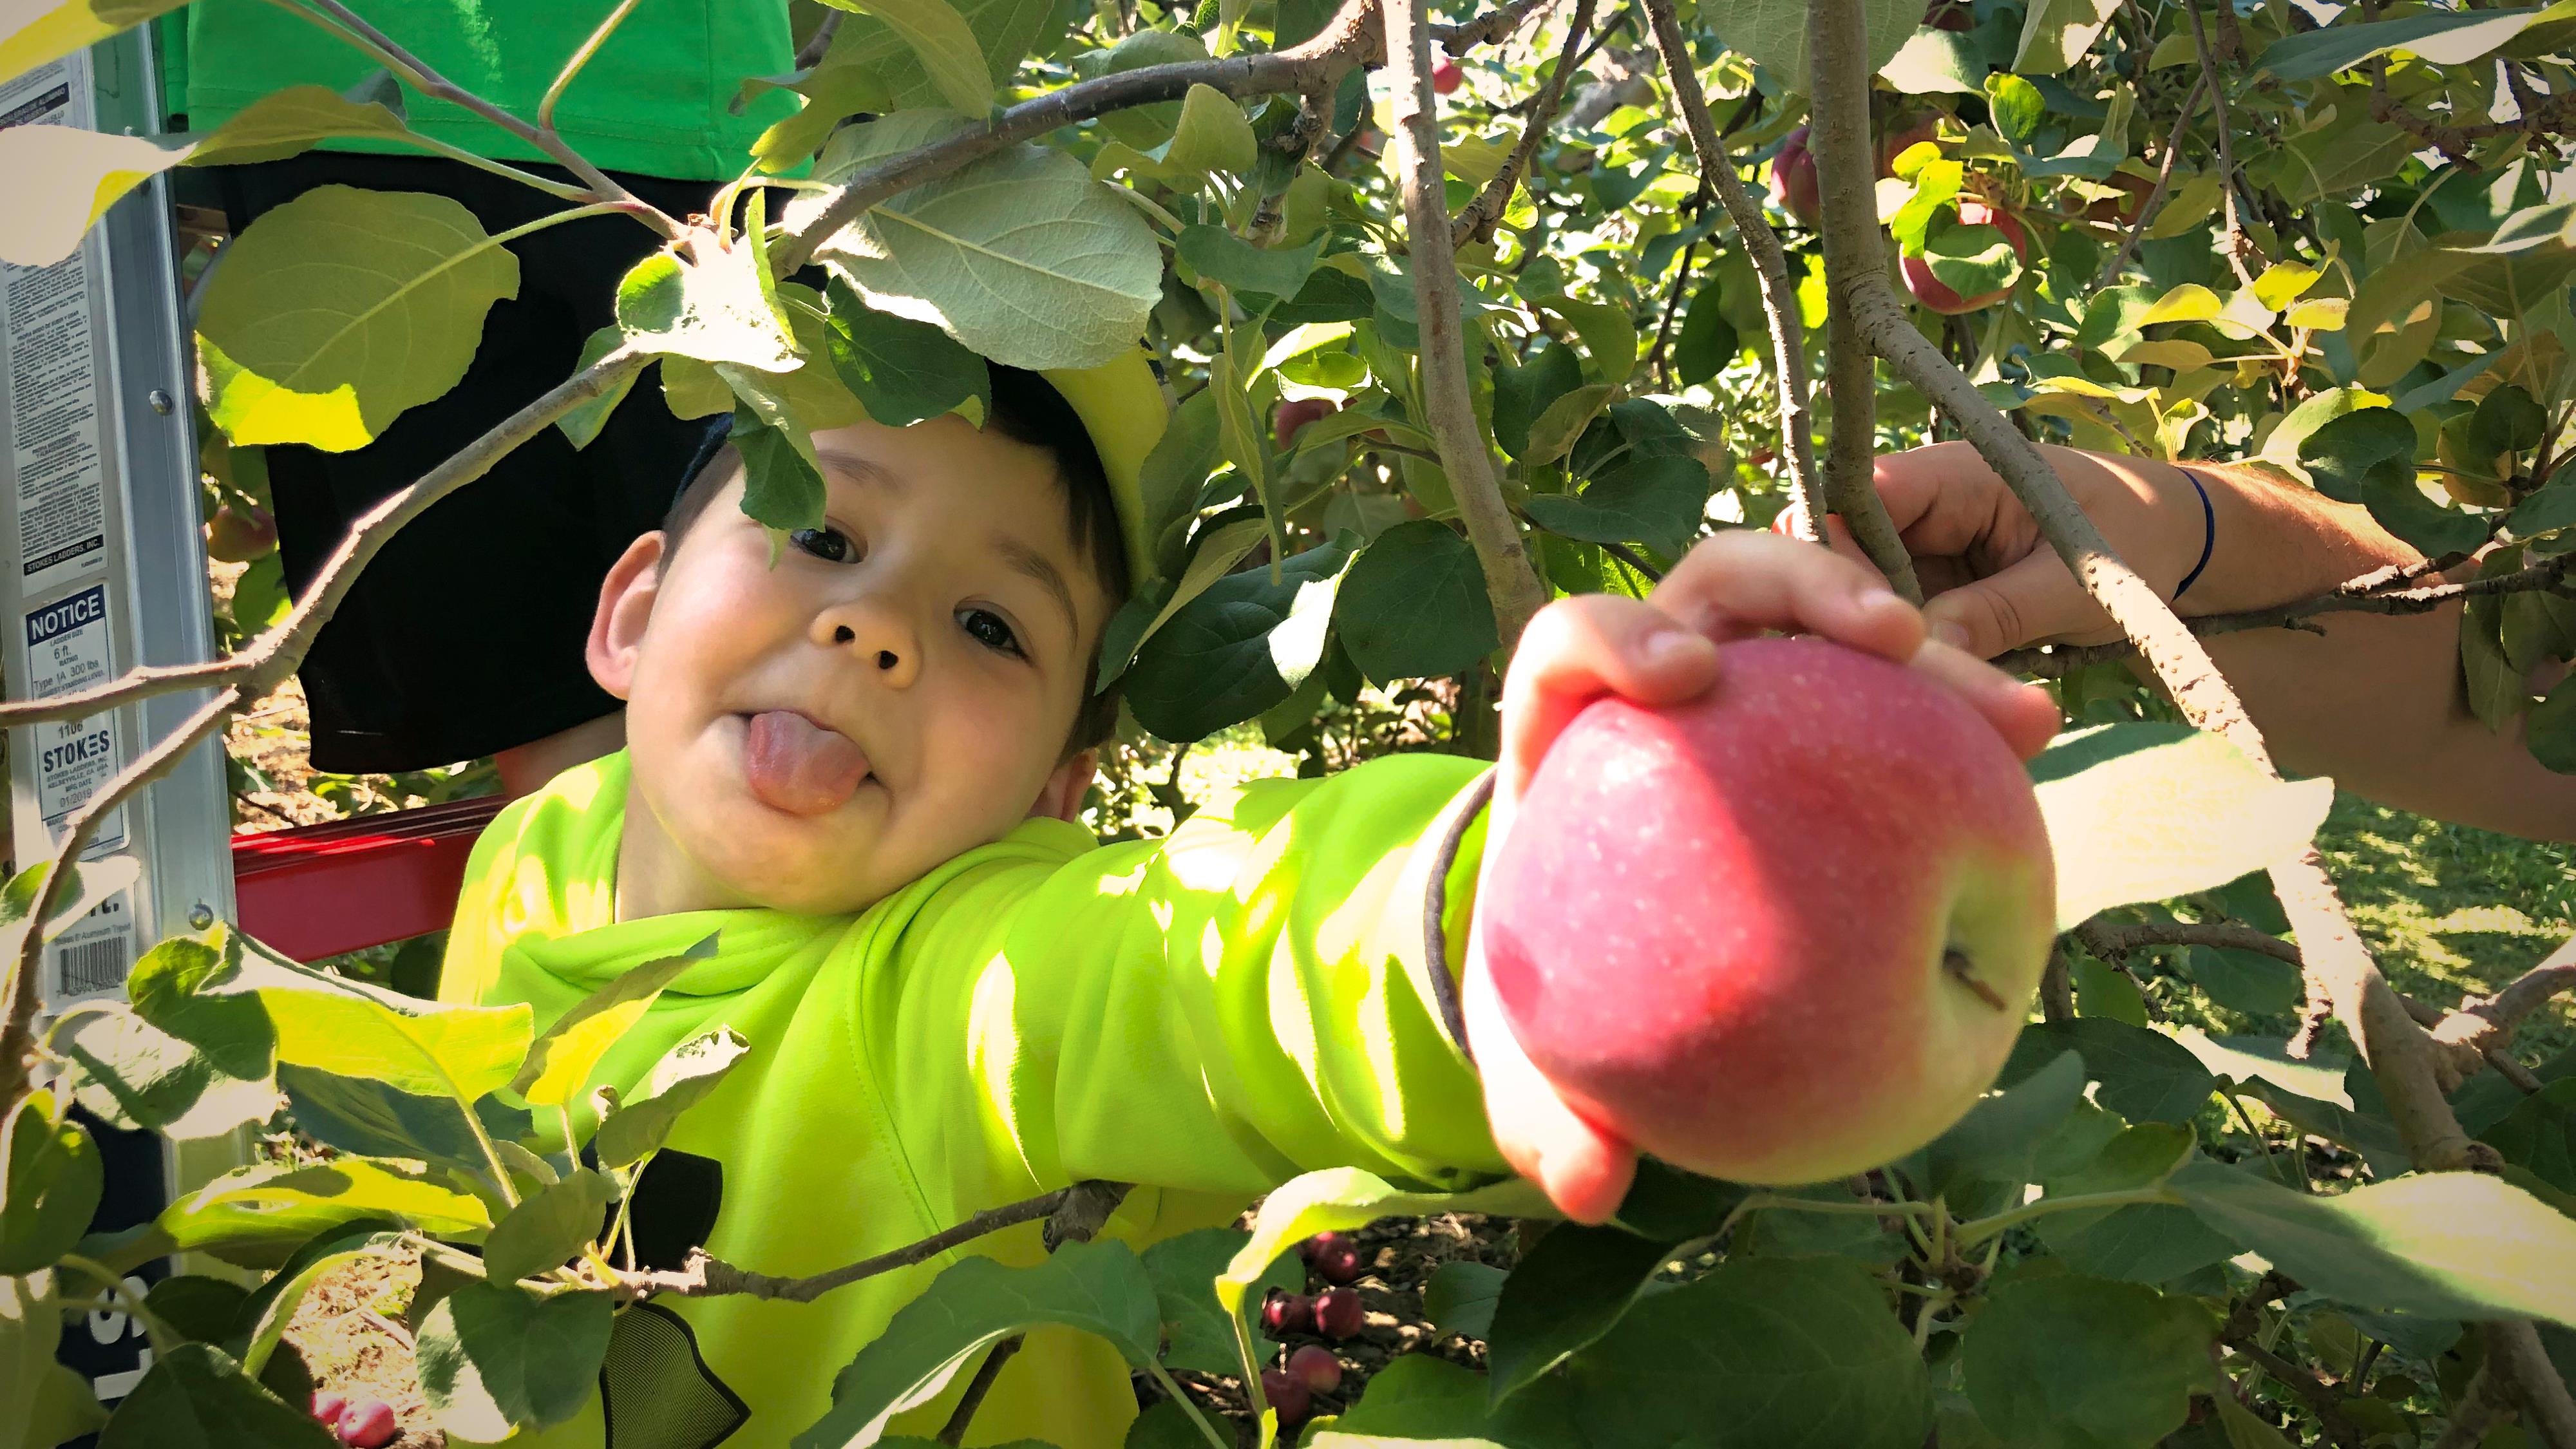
[{"x1": 2174, "y1": 466, "x2": 2216, "y2": 600}]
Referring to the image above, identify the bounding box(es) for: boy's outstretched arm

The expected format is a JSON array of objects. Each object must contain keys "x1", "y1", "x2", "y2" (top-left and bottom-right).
[{"x1": 1464, "y1": 530, "x2": 2063, "y2": 1222}]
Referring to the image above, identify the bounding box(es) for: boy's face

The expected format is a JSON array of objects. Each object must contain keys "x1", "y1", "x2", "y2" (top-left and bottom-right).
[{"x1": 588, "y1": 413, "x2": 1110, "y2": 918}]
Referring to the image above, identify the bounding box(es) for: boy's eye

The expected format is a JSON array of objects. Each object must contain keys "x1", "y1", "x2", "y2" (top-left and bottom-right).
[
  {"x1": 790, "y1": 527, "x2": 855, "y2": 563},
  {"x1": 958, "y1": 608, "x2": 1021, "y2": 656}
]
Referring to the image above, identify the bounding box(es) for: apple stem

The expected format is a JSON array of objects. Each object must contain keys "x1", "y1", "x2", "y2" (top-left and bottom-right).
[{"x1": 1942, "y1": 949, "x2": 2009, "y2": 1012}]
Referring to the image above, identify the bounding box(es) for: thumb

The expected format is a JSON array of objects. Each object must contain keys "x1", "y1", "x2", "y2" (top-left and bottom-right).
[{"x1": 1920, "y1": 550, "x2": 2105, "y2": 658}]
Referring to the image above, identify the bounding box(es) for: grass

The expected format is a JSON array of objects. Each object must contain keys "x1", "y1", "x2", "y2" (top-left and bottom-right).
[{"x1": 2315, "y1": 790, "x2": 2575, "y2": 1064}]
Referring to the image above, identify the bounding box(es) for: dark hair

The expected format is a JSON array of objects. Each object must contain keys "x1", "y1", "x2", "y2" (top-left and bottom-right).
[{"x1": 659, "y1": 366, "x2": 1130, "y2": 758}]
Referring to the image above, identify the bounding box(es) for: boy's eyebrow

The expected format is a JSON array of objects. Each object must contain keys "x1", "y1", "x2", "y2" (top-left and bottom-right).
[
  {"x1": 992, "y1": 534, "x2": 1079, "y2": 636},
  {"x1": 816, "y1": 448, "x2": 902, "y2": 491}
]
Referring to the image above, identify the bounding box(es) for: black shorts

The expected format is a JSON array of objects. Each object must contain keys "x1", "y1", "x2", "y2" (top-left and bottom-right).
[{"x1": 216, "y1": 153, "x2": 715, "y2": 775}]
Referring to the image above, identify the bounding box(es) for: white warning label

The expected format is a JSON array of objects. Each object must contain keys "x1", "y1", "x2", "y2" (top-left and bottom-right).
[
  {"x1": 1, "y1": 62, "x2": 111, "y2": 595},
  {"x1": 24, "y1": 584, "x2": 126, "y2": 856}
]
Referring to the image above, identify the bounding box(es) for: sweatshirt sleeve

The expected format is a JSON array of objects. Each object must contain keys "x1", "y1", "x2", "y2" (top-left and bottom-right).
[{"x1": 864, "y1": 752, "x2": 1506, "y2": 1205}]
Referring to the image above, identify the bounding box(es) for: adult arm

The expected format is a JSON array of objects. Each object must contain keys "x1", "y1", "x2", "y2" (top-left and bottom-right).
[{"x1": 1861, "y1": 442, "x2": 2576, "y2": 840}]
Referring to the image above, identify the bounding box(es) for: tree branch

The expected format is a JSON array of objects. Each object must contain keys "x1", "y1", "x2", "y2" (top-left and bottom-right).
[
  {"x1": 262, "y1": 0, "x2": 681, "y2": 238},
  {"x1": 2184, "y1": 0, "x2": 2257, "y2": 287},
  {"x1": 1452, "y1": 0, "x2": 1598, "y2": 248},
  {"x1": 1639, "y1": 0, "x2": 1827, "y2": 543},
  {"x1": 629, "y1": 1182, "x2": 1127, "y2": 1304},
  {"x1": 2076, "y1": 917, "x2": 2299, "y2": 965},
  {"x1": 2488, "y1": 1318, "x2": 2576, "y2": 1449},
  {"x1": 2094, "y1": 72, "x2": 2206, "y2": 292},
  {"x1": 1799, "y1": 0, "x2": 1926, "y2": 599},
  {"x1": 1434, "y1": 0, "x2": 1555, "y2": 53},
  {"x1": 1385, "y1": 0, "x2": 1553, "y2": 648},
  {"x1": 2434, "y1": 1361, "x2": 2506, "y2": 1449},
  {"x1": 2225, "y1": 1331, "x2": 2367, "y2": 1449}
]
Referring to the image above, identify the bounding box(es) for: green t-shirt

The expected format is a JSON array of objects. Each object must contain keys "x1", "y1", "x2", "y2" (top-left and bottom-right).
[
  {"x1": 436, "y1": 749, "x2": 1502, "y2": 1449},
  {"x1": 173, "y1": 0, "x2": 796, "y2": 180}
]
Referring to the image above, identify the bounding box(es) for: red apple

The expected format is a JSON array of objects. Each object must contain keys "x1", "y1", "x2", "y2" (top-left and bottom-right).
[
  {"x1": 1262, "y1": 1289, "x2": 1311, "y2": 1340},
  {"x1": 1768, "y1": 126, "x2": 1821, "y2": 227},
  {"x1": 1274, "y1": 397, "x2": 1339, "y2": 450},
  {"x1": 1900, "y1": 198, "x2": 2028, "y2": 315},
  {"x1": 1481, "y1": 635, "x2": 2056, "y2": 1186},
  {"x1": 1924, "y1": 0, "x2": 1973, "y2": 30},
  {"x1": 1432, "y1": 59, "x2": 1464, "y2": 95},
  {"x1": 206, "y1": 502, "x2": 276, "y2": 563},
  {"x1": 1876, "y1": 114, "x2": 1942, "y2": 176},
  {"x1": 1262, "y1": 1368, "x2": 1312, "y2": 1425},
  {"x1": 1296, "y1": 1230, "x2": 1347, "y2": 1263},
  {"x1": 1312, "y1": 1287, "x2": 1364, "y2": 1339},
  {"x1": 2083, "y1": 171, "x2": 2159, "y2": 226},
  {"x1": 1287, "y1": 1344, "x2": 1343, "y2": 1395},
  {"x1": 310, "y1": 1391, "x2": 348, "y2": 1428},
  {"x1": 336, "y1": 1397, "x2": 397, "y2": 1449},
  {"x1": 1312, "y1": 1240, "x2": 1362, "y2": 1283}
]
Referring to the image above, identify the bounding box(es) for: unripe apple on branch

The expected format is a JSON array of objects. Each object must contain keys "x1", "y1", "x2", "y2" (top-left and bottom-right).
[{"x1": 1482, "y1": 636, "x2": 2056, "y2": 1186}]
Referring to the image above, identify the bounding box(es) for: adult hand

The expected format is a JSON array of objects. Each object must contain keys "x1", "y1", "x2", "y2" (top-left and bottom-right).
[
  {"x1": 1466, "y1": 530, "x2": 2060, "y2": 1222},
  {"x1": 1783, "y1": 441, "x2": 2212, "y2": 659}
]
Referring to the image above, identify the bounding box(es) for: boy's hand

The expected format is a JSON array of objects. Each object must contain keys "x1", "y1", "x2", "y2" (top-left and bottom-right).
[{"x1": 1464, "y1": 531, "x2": 2060, "y2": 1222}]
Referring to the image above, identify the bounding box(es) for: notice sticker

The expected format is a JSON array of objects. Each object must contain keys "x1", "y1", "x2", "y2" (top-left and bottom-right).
[{"x1": 24, "y1": 583, "x2": 126, "y2": 855}]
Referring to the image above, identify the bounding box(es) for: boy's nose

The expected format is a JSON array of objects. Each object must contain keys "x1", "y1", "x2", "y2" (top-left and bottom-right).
[{"x1": 815, "y1": 603, "x2": 921, "y2": 689}]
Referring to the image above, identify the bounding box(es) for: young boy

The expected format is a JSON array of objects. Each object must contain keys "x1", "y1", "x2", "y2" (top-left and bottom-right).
[{"x1": 436, "y1": 354, "x2": 2056, "y2": 1449}]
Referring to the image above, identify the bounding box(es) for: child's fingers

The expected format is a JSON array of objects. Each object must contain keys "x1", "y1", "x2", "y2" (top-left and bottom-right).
[
  {"x1": 1497, "y1": 594, "x2": 1721, "y2": 820},
  {"x1": 1462, "y1": 945, "x2": 1636, "y2": 1224},
  {"x1": 1654, "y1": 530, "x2": 1925, "y2": 662},
  {"x1": 1908, "y1": 639, "x2": 2063, "y2": 761}
]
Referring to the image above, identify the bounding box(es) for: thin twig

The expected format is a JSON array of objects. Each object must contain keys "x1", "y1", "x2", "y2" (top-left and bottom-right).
[
  {"x1": 1386, "y1": 0, "x2": 1553, "y2": 647},
  {"x1": 630, "y1": 1185, "x2": 1089, "y2": 1303},
  {"x1": 1799, "y1": 0, "x2": 1926, "y2": 600},
  {"x1": 1646, "y1": 237, "x2": 1699, "y2": 388},
  {"x1": 261, "y1": 0, "x2": 681, "y2": 237},
  {"x1": 1452, "y1": 0, "x2": 1600, "y2": 247},
  {"x1": 2184, "y1": 0, "x2": 2256, "y2": 287},
  {"x1": 1639, "y1": 0, "x2": 1826, "y2": 543},
  {"x1": 2094, "y1": 72, "x2": 2206, "y2": 292},
  {"x1": 794, "y1": 10, "x2": 846, "y2": 71},
  {"x1": 2225, "y1": 1332, "x2": 2367, "y2": 1449},
  {"x1": 1601, "y1": 539, "x2": 1667, "y2": 581},
  {"x1": 936, "y1": 1336, "x2": 1024, "y2": 1444}
]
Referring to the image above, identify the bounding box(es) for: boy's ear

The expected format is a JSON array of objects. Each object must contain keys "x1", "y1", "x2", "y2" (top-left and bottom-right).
[
  {"x1": 1029, "y1": 748, "x2": 1099, "y2": 824},
  {"x1": 587, "y1": 531, "x2": 669, "y2": 701}
]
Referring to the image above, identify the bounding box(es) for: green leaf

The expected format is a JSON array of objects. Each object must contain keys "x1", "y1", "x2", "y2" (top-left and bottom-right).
[
  {"x1": 2257, "y1": 6, "x2": 2550, "y2": 80},
  {"x1": 1105, "y1": 516, "x2": 1266, "y2": 683},
  {"x1": 417, "y1": 1281, "x2": 615, "y2": 1438},
  {"x1": 816, "y1": 0, "x2": 1052, "y2": 112},
  {"x1": 0, "y1": 1089, "x2": 100, "y2": 1274},
  {"x1": 556, "y1": 327, "x2": 642, "y2": 452},
  {"x1": 794, "y1": 1240, "x2": 1162, "y2": 1448},
  {"x1": 615, "y1": 249, "x2": 800, "y2": 373},
  {"x1": 2530, "y1": 676, "x2": 2576, "y2": 773},
  {"x1": 837, "y1": 0, "x2": 992, "y2": 115},
  {"x1": 54, "y1": 1007, "x2": 274, "y2": 1137},
  {"x1": 2031, "y1": 724, "x2": 2335, "y2": 930},
  {"x1": 132, "y1": 1159, "x2": 491, "y2": 1271},
  {"x1": 1493, "y1": 343, "x2": 1583, "y2": 461},
  {"x1": 1672, "y1": 281, "x2": 1742, "y2": 387},
  {"x1": 2474, "y1": 383, "x2": 2550, "y2": 457},
  {"x1": 1124, "y1": 535, "x2": 1356, "y2": 742},
  {"x1": 2479, "y1": 1077, "x2": 2576, "y2": 1194},
  {"x1": 2302, "y1": 408, "x2": 2490, "y2": 559},
  {"x1": 1217, "y1": 1168, "x2": 1548, "y2": 1321},
  {"x1": 2073, "y1": 953, "x2": 2150, "y2": 1025},
  {"x1": 2032, "y1": 1126, "x2": 2235, "y2": 1283},
  {"x1": 2015, "y1": 1018, "x2": 2220, "y2": 1125},
  {"x1": 2173, "y1": 1160, "x2": 2576, "y2": 1325},
  {"x1": 2512, "y1": 476, "x2": 2576, "y2": 537},
  {"x1": 2274, "y1": 110, "x2": 2414, "y2": 207},
  {"x1": 1960, "y1": 1274, "x2": 2215, "y2": 1447},
  {"x1": 1700, "y1": 0, "x2": 1920, "y2": 92},
  {"x1": 1325, "y1": 1353, "x2": 1586, "y2": 1444},
  {"x1": 2188, "y1": 946, "x2": 2303, "y2": 1018},
  {"x1": 731, "y1": 401, "x2": 828, "y2": 535},
  {"x1": 0, "y1": 122, "x2": 187, "y2": 268},
  {"x1": 1140, "y1": 1228, "x2": 1298, "y2": 1376},
  {"x1": 1880, "y1": 26, "x2": 1985, "y2": 93},
  {"x1": 1923, "y1": 1050, "x2": 2087, "y2": 1201},
  {"x1": 1176, "y1": 225, "x2": 1322, "y2": 304},
  {"x1": 196, "y1": 185, "x2": 520, "y2": 450},
  {"x1": 181, "y1": 81, "x2": 412, "y2": 167},
  {"x1": 1543, "y1": 299, "x2": 1641, "y2": 387},
  {"x1": 511, "y1": 938, "x2": 715, "y2": 1108},
  {"x1": 2015, "y1": 0, "x2": 2124, "y2": 73},
  {"x1": 1560, "y1": 1256, "x2": 1932, "y2": 1449},
  {"x1": 1985, "y1": 75, "x2": 2045, "y2": 144},
  {"x1": 1924, "y1": 214, "x2": 2023, "y2": 305},
  {"x1": 590, "y1": 1028, "x2": 752, "y2": 1170},
  {"x1": 482, "y1": 1170, "x2": 616, "y2": 1285},
  {"x1": 2137, "y1": 283, "x2": 2222, "y2": 327},
  {"x1": 1333, "y1": 522, "x2": 1499, "y2": 684},
  {"x1": 1486, "y1": 1222, "x2": 1681, "y2": 1403},
  {"x1": 276, "y1": 1063, "x2": 529, "y2": 1168},
  {"x1": 127, "y1": 931, "x2": 274, "y2": 1080},
  {"x1": 1162, "y1": 84, "x2": 1260, "y2": 178},
  {"x1": 247, "y1": 960, "x2": 533, "y2": 1105},
  {"x1": 1423, "y1": 1260, "x2": 1508, "y2": 1341},
  {"x1": 97, "y1": 1343, "x2": 336, "y2": 1449},
  {"x1": 2251, "y1": 261, "x2": 2322, "y2": 312},
  {"x1": 1522, "y1": 457, "x2": 1709, "y2": 558},
  {"x1": 144, "y1": 1274, "x2": 253, "y2": 1344},
  {"x1": 819, "y1": 270, "x2": 994, "y2": 431},
  {"x1": 807, "y1": 112, "x2": 1162, "y2": 370}
]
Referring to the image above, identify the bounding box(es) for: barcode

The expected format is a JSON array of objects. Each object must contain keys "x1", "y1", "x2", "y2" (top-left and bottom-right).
[{"x1": 57, "y1": 936, "x2": 129, "y2": 996}]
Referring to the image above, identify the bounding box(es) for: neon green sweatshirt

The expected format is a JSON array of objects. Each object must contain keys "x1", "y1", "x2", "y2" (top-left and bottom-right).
[
  {"x1": 435, "y1": 750, "x2": 1502, "y2": 1449},
  {"x1": 171, "y1": 0, "x2": 795, "y2": 180}
]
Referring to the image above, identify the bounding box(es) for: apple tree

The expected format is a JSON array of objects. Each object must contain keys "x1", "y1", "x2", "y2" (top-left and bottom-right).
[{"x1": 3, "y1": 0, "x2": 2576, "y2": 1444}]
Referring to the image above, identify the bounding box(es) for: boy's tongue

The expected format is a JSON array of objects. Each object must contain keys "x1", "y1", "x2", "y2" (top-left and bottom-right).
[{"x1": 742, "y1": 710, "x2": 868, "y2": 815}]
